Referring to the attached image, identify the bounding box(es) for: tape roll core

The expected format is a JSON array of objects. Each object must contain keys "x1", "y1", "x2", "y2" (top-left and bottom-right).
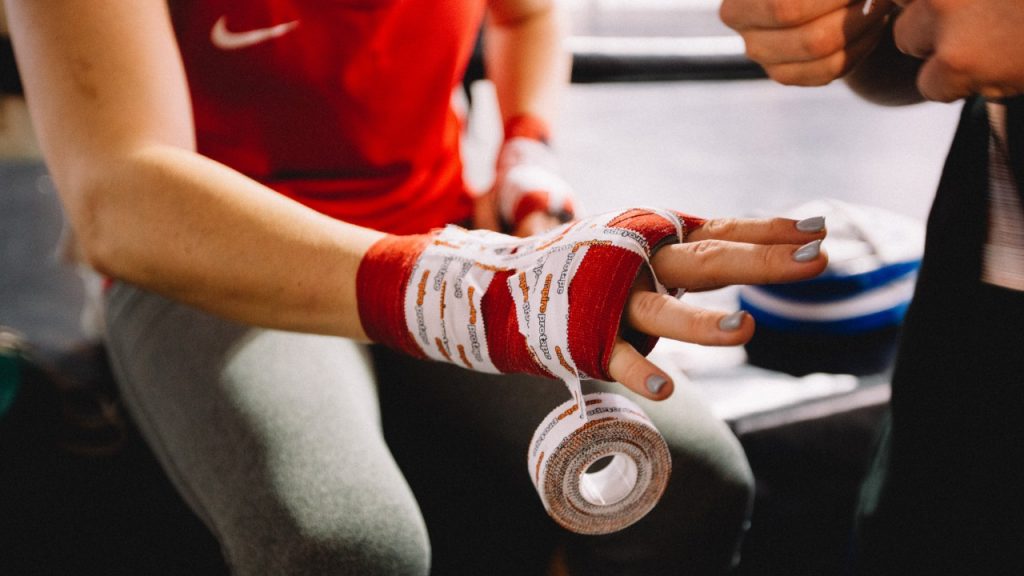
[
  {"x1": 580, "y1": 452, "x2": 638, "y2": 506},
  {"x1": 529, "y1": 392, "x2": 671, "y2": 535}
]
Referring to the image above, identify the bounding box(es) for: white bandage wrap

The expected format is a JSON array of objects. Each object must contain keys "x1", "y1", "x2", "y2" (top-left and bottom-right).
[
  {"x1": 402, "y1": 208, "x2": 684, "y2": 417},
  {"x1": 495, "y1": 137, "x2": 576, "y2": 225}
]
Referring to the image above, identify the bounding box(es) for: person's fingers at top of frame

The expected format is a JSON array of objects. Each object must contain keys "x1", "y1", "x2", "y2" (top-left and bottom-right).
[
  {"x1": 741, "y1": 0, "x2": 888, "y2": 67},
  {"x1": 720, "y1": 0, "x2": 849, "y2": 31},
  {"x1": 687, "y1": 216, "x2": 826, "y2": 245},
  {"x1": 606, "y1": 338, "x2": 675, "y2": 401},
  {"x1": 891, "y1": 0, "x2": 936, "y2": 60},
  {"x1": 625, "y1": 291, "x2": 755, "y2": 346},
  {"x1": 916, "y1": 56, "x2": 975, "y2": 103},
  {"x1": 652, "y1": 237, "x2": 828, "y2": 291},
  {"x1": 758, "y1": 21, "x2": 887, "y2": 86}
]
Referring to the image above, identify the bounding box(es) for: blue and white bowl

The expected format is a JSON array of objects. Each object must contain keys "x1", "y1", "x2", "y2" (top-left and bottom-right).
[{"x1": 739, "y1": 199, "x2": 925, "y2": 375}]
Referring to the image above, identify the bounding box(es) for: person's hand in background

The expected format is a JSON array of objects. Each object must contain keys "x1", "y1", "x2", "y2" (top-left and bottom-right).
[
  {"x1": 891, "y1": 0, "x2": 1024, "y2": 102},
  {"x1": 720, "y1": 0, "x2": 895, "y2": 86},
  {"x1": 492, "y1": 114, "x2": 576, "y2": 237}
]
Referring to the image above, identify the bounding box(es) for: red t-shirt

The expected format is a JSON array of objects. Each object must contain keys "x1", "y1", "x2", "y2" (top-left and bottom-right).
[{"x1": 170, "y1": 0, "x2": 485, "y2": 234}]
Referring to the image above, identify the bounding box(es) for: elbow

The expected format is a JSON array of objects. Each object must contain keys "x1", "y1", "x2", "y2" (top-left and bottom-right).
[
  {"x1": 75, "y1": 228, "x2": 120, "y2": 281},
  {"x1": 57, "y1": 162, "x2": 131, "y2": 280}
]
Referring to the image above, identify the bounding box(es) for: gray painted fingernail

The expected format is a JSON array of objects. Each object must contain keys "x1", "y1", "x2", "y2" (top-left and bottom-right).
[
  {"x1": 793, "y1": 239, "x2": 822, "y2": 262},
  {"x1": 796, "y1": 216, "x2": 825, "y2": 233},
  {"x1": 646, "y1": 374, "x2": 667, "y2": 395},
  {"x1": 719, "y1": 310, "x2": 745, "y2": 331}
]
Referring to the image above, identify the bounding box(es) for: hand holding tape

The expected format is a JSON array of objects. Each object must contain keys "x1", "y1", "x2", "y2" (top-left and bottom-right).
[{"x1": 357, "y1": 208, "x2": 696, "y2": 532}]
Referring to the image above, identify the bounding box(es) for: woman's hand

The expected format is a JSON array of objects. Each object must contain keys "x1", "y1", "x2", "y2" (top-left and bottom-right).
[
  {"x1": 358, "y1": 208, "x2": 827, "y2": 400},
  {"x1": 610, "y1": 216, "x2": 827, "y2": 400}
]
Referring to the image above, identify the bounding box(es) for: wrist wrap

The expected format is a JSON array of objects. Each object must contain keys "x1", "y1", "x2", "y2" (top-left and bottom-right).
[
  {"x1": 495, "y1": 115, "x2": 575, "y2": 229},
  {"x1": 357, "y1": 208, "x2": 705, "y2": 392}
]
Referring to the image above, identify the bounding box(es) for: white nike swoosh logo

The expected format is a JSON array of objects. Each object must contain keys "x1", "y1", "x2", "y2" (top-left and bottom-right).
[{"x1": 210, "y1": 16, "x2": 299, "y2": 51}]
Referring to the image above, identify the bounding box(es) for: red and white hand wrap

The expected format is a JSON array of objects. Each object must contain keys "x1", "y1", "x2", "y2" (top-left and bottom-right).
[
  {"x1": 357, "y1": 208, "x2": 705, "y2": 408},
  {"x1": 494, "y1": 115, "x2": 576, "y2": 230}
]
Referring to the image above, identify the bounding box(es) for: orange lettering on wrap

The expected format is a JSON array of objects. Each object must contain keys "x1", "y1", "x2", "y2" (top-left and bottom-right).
[
  {"x1": 555, "y1": 346, "x2": 577, "y2": 377},
  {"x1": 540, "y1": 274, "x2": 553, "y2": 313},
  {"x1": 526, "y1": 345, "x2": 549, "y2": 376},
  {"x1": 556, "y1": 403, "x2": 579, "y2": 421},
  {"x1": 475, "y1": 262, "x2": 510, "y2": 273},
  {"x1": 468, "y1": 286, "x2": 478, "y2": 325},
  {"x1": 457, "y1": 344, "x2": 473, "y2": 369},
  {"x1": 518, "y1": 272, "x2": 529, "y2": 301},
  {"x1": 439, "y1": 280, "x2": 447, "y2": 319},
  {"x1": 435, "y1": 337, "x2": 452, "y2": 361},
  {"x1": 416, "y1": 270, "x2": 430, "y2": 306},
  {"x1": 572, "y1": 239, "x2": 612, "y2": 252}
]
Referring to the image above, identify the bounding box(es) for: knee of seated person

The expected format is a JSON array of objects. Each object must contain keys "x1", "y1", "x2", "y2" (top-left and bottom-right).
[
  {"x1": 228, "y1": 508, "x2": 432, "y2": 576},
  {"x1": 709, "y1": 454, "x2": 755, "y2": 556},
  {"x1": 641, "y1": 432, "x2": 753, "y2": 572},
  {"x1": 565, "y1": 439, "x2": 754, "y2": 576},
  {"x1": 676, "y1": 436, "x2": 754, "y2": 569},
  {"x1": 279, "y1": 532, "x2": 430, "y2": 576}
]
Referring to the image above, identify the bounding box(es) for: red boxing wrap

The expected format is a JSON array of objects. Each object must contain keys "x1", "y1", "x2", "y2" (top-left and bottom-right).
[
  {"x1": 504, "y1": 114, "x2": 552, "y2": 144},
  {"x1": 357, "y1": 208, "x2": 705, "y2": 384},
  {"x1": 495, "y1": 114, "x2": 575, "y2": 230}
]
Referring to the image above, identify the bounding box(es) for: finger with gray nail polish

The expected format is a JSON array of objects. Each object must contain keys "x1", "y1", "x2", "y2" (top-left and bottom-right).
[
  {"x1": 793, "y1": 239, "x2": 822, "y2": 262},
  {"x1": 719, "y1": 310, "x2": 745, "y2": 331},
  {"x1": 646, "y1": 374, "x2": 667, "y2": 395},
  {"x1": 796, "y1": 216, "x2": 825, "y2": 233}
]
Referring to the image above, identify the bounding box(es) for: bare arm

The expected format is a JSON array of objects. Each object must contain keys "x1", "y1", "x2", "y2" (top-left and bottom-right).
[
  {"x1": 484, "y1": 0, "x2": 570, "y2": 131},
  {"x1": 4, "y1": 0, "x2": 382, "y2": 338}
]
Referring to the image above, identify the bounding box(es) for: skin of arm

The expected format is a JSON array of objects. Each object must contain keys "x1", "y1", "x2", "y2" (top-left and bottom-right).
[
  {"x1": 484, "y1": 0, "x2": 569, "y2": 137},
  {"x1": 4, "y1": 0, "x2": 383, "y2": 339},
  {"x1": 477, "y1": 0, "x2": 571, "y2": 236}
]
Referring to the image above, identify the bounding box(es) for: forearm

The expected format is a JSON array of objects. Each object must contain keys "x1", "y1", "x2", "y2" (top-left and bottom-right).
[
  {"x1": 844, "y1": 16, "x2": 925, "y2": 106},
  {"x1": 7, "y1": 0, "x2": 385, "y2": 340},
  {"x1": 484, "y1": 0, "x2": 571, "y2": 128},
  {"x1": 72, "y1": 145, "x2": 383, "y2": 339}
]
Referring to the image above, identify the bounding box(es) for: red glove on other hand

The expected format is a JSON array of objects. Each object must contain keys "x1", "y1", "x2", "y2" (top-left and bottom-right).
[{"x1": 493, "y1": 115, "x2": 577, "y2": 231}]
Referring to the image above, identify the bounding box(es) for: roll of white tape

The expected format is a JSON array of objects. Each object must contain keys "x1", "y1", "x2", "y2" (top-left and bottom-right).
[{"x1": 528, "y1": 392, "x2": 671, "y2": 535}]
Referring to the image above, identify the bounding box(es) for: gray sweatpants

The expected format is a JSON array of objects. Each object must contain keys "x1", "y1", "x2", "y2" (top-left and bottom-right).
[{"x1": 105, "y1": 282, "x2": 753, "y2": 576}]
